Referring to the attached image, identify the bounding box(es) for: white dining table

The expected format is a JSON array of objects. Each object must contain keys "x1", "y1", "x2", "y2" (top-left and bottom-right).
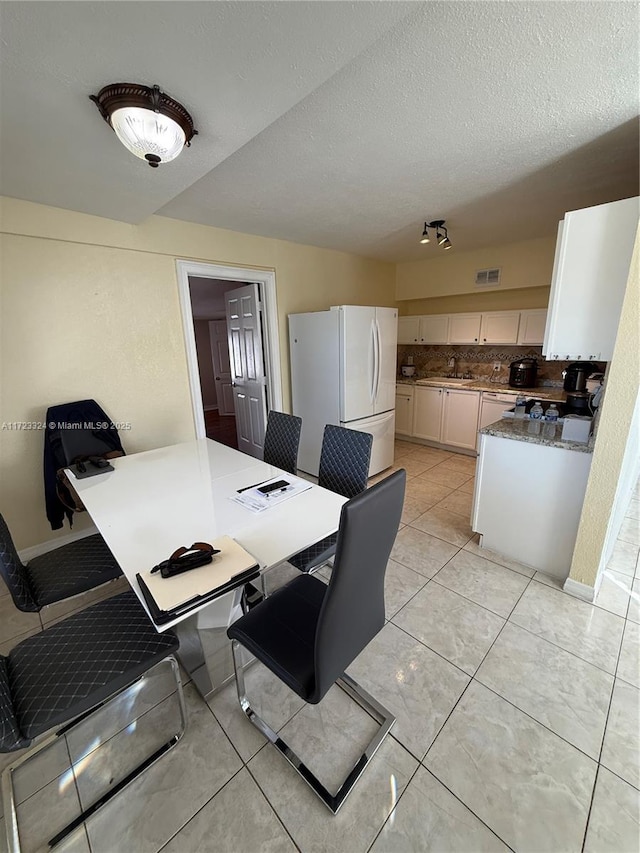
[{"x1": 68, "y1": 438, "x2": 347, "y2": 696}]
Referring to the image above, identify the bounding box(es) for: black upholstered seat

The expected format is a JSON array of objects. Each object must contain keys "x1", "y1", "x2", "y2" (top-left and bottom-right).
[
  {"x1": 0, "y1": 513, "x2": 122, "y2": 612},
  {"x1": 1, "y1": 591, "x2": 184, "y2": 853},
  {"x1": 228, "y1": 470, "x2": 405, "y2": 811},
  {"x1": 263, "y1": 411, "x2": 302, "y2": 475},
  {"x1": 1, "y1": 591, "x2": 178, "y2": 750},
  {"x1": 288, "y1": 424, "x2": 373, "y2": 575}
]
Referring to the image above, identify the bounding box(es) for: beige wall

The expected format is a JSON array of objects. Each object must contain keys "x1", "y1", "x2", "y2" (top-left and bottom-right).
[
  {"x1": 399, "y1": 286, "x2": 551, "y2": 316},
  {"x1": 0, "y1": 197, "x2": 395, "y2": 548},
  {"x1": 396, "y1": 236, "x2": 556, "y2": 302},
  {"x1": 569, "y1": 227, "x2": 640, "y2": 588}
]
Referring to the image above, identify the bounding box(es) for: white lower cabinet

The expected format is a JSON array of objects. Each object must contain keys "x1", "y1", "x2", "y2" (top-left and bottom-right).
[
  {"x1": 441, "y1": 389, "x2": 481, "y2": 450},
  {"x1": 413, "y1": 386, "x2": 444, "y2": 441},
  {"x1": 395, "y1": 387, "x2": 414, "y2": 436},
  {"x1": 410, "y1": 386, "x2": 480, "y2": 450},
  {"x1": 473, "y1": 433, "x2": 592, "y2": 578}
]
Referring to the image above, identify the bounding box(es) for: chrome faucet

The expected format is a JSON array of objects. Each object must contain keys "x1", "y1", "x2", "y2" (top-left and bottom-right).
[{"x1": 447, "y1": 356, "x2": 457, "y2": 378}]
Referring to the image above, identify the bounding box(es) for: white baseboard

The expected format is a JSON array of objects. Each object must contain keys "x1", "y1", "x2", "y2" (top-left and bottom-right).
[
  {"x1": 562, "y1": 577, "x2": 596, "y2": 603},
  {"x1": 19, "y1": 526, "x2": 98, "y2": 562}
]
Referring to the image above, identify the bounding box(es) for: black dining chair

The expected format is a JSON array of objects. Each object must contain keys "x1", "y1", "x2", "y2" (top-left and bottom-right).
[
  {"x1": 1, "y1": 590, "x2": 185, "y2": 853},
  {"x1": 0, "y1": 513, "x2": 122, "y2": 613},
  {"x1": 262, "y1": 411, "x2": 302, "y2": 475},
  {"x1": 228, "y1": 469, "x2": 406, "y2": 813},
  {"x1": 288, "y1": 424, "x2": 373, "y2": 576}
]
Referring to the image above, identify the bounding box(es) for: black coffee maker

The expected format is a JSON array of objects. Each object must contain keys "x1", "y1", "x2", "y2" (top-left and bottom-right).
[
  {"x1": 563, "y1": 362, "x2": 601, "y2": 392},
  {"x1": 509, "y1": 358, "x2": 538, "y2": 388}
]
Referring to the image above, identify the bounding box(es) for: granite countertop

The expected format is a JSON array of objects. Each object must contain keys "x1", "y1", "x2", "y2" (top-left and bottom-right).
[
  {"x1": 397, "y1": 377, "x2": 566, "y2": 402},
  {"x1": 480, "y1": 418, "x2": 594, "y2": 454}
]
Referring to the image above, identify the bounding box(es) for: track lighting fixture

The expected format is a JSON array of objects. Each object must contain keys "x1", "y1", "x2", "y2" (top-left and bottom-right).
[{"x1": 419, "y1": 219, "x2": 452, "y2": 250}]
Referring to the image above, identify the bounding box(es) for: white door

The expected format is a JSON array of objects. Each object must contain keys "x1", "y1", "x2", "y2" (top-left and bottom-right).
[
  {"x1": 517, "y1": 310, "x2": 547, "y2": 345},
  {"x1": 225, "y1": 284, "x2": 267, "y2": 458},
  {"x1": 398, "y1": 316, "x2": 420, "y2": 344},
  {"x1": 374, "y1": 307, "x2": 398, "y2": 414},
  {"x1": 480, "y1": 312, "x2": 520, "y2": 345},
  {"x1": 419, "y1": 314, "x2": 450, "y2": 344},
  {"x1": 413, "y1": 386, "x2": 444, "y2": 442},
  {"x1": 395, "y1": 390, "x2": 414, "y2": 436},
  {"x1": 340, "y1": 306, "x2": 376, "y2": 422},
  {"x1": 208, "y1": 319, "x2": 234, "y2": 416},
  {"x1": 441, "y1": 389, "x2": 480, "y2": 451},
  {"x1": 448, "y1": 313, "x2": 482, "y2": 344}
]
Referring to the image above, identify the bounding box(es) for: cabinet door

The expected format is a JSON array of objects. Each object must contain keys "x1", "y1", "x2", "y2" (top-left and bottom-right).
[
  {"x1": 441, "y1": 389, "x2": 480, "y2": 451},
  {"x1": 518, "y1": 309, "x2": 547, "y2": 345},
  {"x1": 398, "y1": 317, "x2": 420, "y2": 344},
  {"x1": 395, "y1": 391, "x2": 414, "y2": 435},
  {"x1": 419, "y1": 315, "x2": 449, "y2": 344},
  {"x1": 543, "y1": 197, "x2": 639, "y2": 361},
  {"x1": 413, "y1": 386, "x2": 444, "y2": 441},
  {"x1": 480, "y1": 312, "x2": 520, "y2": 345},
  {"x1": 448, "y1": 313, "x2": 482, "y2": 344}
]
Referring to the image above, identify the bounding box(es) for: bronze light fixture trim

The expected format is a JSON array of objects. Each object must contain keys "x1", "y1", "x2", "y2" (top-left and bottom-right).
[
  {"x1": 90, "y1": 83, "x2": 198, "y2": 167},
  {"x1": 420, "y1": 219, "x2": 452, "y2": 249}
]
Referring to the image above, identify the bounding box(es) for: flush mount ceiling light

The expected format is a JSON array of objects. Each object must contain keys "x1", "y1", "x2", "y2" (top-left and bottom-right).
[
  {"x1": 90, "y1": 83, "x2": 198, "y2": 168},
  {"x1": 419, "y1": 219, "x2": 452, "y2": 250}
]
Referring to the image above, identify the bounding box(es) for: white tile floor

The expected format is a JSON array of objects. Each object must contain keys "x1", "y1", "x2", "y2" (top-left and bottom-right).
[{"x1": 1, "y1": 444, "x2": 639, "y2": 853}]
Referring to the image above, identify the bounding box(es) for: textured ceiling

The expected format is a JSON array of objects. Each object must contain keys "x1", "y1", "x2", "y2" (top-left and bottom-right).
[{"x1": 1, "y1": 1, "x2": 638, "y2": 261}]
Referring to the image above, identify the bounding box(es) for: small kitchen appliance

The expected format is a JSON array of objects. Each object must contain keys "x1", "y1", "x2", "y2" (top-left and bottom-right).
[
  {"x1": 563, "y1": 362, "x2": 601, "y2": 392},
  {"x1": 508, "y1": 358, "x2": 538, "y2": 388},
  {"x1": 401, "y1": 364, "x2": 416, "y2": 378},
  {"x1": 565, "y1": 391, "x2": 592, "y2": 415}
]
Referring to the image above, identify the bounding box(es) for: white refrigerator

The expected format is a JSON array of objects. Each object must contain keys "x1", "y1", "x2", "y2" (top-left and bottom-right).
[{"x1": 289, "y1": 305, "x2": 397, "y2": 477}]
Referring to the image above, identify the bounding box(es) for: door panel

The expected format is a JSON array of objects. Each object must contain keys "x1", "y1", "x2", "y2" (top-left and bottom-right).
[
  {"x1": 340, "y1": 306, "x2": 375, "y2": 422},
  {"x1": 374, "y1": 307, "x2": 398, "y2": 414},
  {"x1": 209, "y1": 320, "x2": 234, "y2": 416},
  {"x1": 441, "y1": 389, "x2": 480, "y2": 450},
  {"x1": 225, "y1": 284, "x2": 267, "y2": 458},
  {"x1": 413, "y1": 387, "x2": 443, "y2": 441}
]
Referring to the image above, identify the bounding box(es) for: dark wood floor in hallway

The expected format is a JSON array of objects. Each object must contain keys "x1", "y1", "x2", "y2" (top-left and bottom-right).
[{"x1": 205, "y1": 409, "x2": 238, "y2": 449}]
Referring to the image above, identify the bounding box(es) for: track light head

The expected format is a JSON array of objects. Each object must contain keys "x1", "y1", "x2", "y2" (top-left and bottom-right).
[{"x1": 419, "y1": 219, "x2": 452, "y2": 251}]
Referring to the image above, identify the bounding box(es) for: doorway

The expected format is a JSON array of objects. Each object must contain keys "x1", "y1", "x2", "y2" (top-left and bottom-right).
[{"x1": 176, "y1": 261, "x2": 283, "y2": 452}]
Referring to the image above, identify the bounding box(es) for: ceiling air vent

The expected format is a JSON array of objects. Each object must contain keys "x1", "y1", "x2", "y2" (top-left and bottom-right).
[{"x1": 475, "y1": 267, "x2": 501, "y2": 287}]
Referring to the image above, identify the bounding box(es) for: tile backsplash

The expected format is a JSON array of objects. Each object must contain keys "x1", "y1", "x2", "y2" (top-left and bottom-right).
[{"x1": 398, "y1": 344, "x2": 573, "y2": 385}]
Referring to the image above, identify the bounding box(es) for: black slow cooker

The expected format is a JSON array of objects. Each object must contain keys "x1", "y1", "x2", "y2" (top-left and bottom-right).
[{"x1": 509, "y1": 358, "x2": 538, "y2": 388}]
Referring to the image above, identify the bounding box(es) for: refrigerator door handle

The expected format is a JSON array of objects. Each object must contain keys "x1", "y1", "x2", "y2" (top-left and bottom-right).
[
  {"x1": 373, "y1": 319, "x2": 381, "y2": 403},
  {"x1": 370, "y1": 319, "x2": 377, "y2": 403}
]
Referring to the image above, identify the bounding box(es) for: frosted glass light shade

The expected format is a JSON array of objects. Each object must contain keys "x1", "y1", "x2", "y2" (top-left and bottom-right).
[{"x1": 111, "y1": 107, "x2": 186, "y2": 163}]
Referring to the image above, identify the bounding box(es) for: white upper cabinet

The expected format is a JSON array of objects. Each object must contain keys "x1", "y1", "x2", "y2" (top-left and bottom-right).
[
  {"x1": 397, "y1": 316, "x2": 420, "y2": 344},
  {"x1": 448, "y1": 313, "x2": 482, "y2": 344},
  {"x1": 543, "y1": 197, "x2": 639, "y2": 361},
  {"x1": 479, "y1": 311, "x2": 520, "y2": 345},
  {"x1": 398, "y1": 315, "x2": 449, "y2": 344},
  {"x1": 419, "y1": 314, "x2": 450, "y2": 344},
  {"x1": 518, "y1": 309, "x2": 548, "y2": 345}
]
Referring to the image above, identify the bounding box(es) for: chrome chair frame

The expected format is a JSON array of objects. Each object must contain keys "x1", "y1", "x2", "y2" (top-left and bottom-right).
[
  {"x1": 2, "y1": 655, "x2": 186, "y2": 853},
  {"x1": 230, "y1": 639, "x2": 395, "y2": 814}
]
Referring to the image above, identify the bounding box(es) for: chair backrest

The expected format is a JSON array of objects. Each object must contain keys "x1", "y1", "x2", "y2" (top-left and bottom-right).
[
  {"x1": 311, "y1": 469, "x2": 406, "y2": 703},
  {"x1": 0, "y1": 515, "x2": 38, "y2": 612},
  {"x1": 317, "y1": 425, "x2": 373, "y2": 498},
  {"x1": 263, "y1": 411, "x2": 303, "y2": 475}
]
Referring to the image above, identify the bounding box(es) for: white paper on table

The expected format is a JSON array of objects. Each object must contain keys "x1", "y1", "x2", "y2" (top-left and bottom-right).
[
  {"x1": 141, "y1": 535, "x2": 258, "y2": 611},
  {"x1": 231, "y1": 475, "x2": 312, "y2": 513}
]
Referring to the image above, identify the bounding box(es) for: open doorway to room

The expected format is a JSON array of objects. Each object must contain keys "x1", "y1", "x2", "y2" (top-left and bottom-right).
[
  {"x1": 189, "y1": 277, "x2": 239, "y2": 448},
  {"x1": 176, "y1": 261, "x2": 283, "y2": 458}
]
